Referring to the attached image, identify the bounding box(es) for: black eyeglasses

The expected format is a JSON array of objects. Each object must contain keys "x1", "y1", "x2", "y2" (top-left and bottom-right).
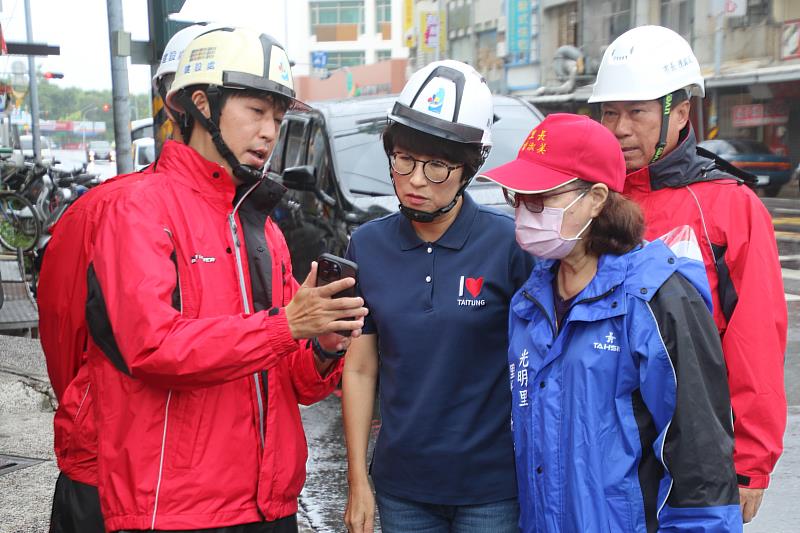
[
  {"x1": 389, "y1": 152, "x2": 463, "y2": 184},
  {"x1": 504, "y1": 186, "x2": 588, "y2": 213}
]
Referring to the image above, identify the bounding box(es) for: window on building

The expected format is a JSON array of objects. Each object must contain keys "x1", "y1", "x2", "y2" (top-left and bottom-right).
[
  {"x1": 376, "y1": 0, "x2": 392, "y2": 39},
  {"x1": 554, "y1": 2, "x2": 578, "y2": 47},
  {"x1": 376, "y1": 49, "x2": 392, "y2": 61},
  {"x1": 660, "y1": 0, "x2": 694, "y2": 42},
  {"x1": 744, "y1": 0, "x2": 770, "y2": 24},
  {"x1": 312, "y1": 50, "x2": 366, "y2": 70},
  {"x1": 602, "y1": 0, "x2": 633, "y2": 42},
  {"x1": 310, "y1": 1, "x2": 365, "y2": 41}
]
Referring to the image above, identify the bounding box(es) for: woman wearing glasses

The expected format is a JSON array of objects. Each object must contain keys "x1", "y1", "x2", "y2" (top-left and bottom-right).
[
  {"x1": 341, "y1": 60, "x2": 532, "y2": 533},
  {"x1": 480, "y1": 114, "x2": 742, "y2": 532}
]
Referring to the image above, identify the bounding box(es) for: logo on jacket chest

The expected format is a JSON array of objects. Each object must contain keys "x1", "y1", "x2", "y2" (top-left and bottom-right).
[
  {"x1": 457, "y1": 275, "x2": 486, "y2": 307},
  {"x1": 593, "y1": 331, "x2": 621, "y2": 352},
  {"x1": 190, "y1": 254, "x2": 216, "y2": 264}
]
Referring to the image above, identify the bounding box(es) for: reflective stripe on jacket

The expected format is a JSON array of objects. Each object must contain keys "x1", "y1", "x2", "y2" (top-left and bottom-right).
[
  {"x1": 509, "y1": 239, "x2": 742, "y2": 532},
  {"x1": 624, "y1": 128, "x2": 787, "y2": 488},
  {"x1": 85, "y1": 141, "x2": 341, "y2": 531}
]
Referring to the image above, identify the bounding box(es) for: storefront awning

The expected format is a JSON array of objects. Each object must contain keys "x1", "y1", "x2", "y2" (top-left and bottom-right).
[
  {"x1": 705, "y1": 64, "x2": 800, "y2": 88},
  {"x1": 523, "y1": 84, "x2": 595, "y2": 104}
]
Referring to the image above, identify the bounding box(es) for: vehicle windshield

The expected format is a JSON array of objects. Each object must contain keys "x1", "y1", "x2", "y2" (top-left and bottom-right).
[
  {"x1": 90, "y1": 141, "x2": 110, "y2": 150},
  {"x1": 329, "y1": 114, "x2": 393, "y2": 197}
]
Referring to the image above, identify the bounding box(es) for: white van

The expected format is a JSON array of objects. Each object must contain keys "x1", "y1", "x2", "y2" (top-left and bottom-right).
[{"x1": 16, "y1": 134, "x2": 55, "y2": 164}]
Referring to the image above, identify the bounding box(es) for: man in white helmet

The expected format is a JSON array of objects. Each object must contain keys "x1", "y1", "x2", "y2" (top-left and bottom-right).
[
  {"x1": 342, "y1": 60, "x2": 532, "y2": 533},
  {"x1": 590, "y1": 24, "x2": 787, "y2": 524},
  {"x1": 41, "y1": 22, "x2": 220, "y2": 533},
  {"x1": 82, "y1": 27, "x2": 368, "y2": 532}
]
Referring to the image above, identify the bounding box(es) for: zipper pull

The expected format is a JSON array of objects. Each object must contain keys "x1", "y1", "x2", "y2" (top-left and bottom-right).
[{"x1": 229, "y1": 214, "x2": 241, "y2": 247}]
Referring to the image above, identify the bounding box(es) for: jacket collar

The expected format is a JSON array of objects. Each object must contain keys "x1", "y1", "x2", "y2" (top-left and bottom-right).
[
  {"x1": 512, "y1": 251, "x2": 632, "y2": 325},
  {"x1": 624, "y1": 126, "x2": 727, "y2": 194},
  {"x1": 157, "y1": 140, "x2": 238, "y2": 210},
  {"x1": 397, "y1": 192, "x2": 479, "y2": 250}
]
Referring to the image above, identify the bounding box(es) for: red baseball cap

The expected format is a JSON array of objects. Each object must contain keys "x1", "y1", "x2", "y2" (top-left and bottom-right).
[{"x1": 479, "y1": 113, "x2": 626, "y2": 193}]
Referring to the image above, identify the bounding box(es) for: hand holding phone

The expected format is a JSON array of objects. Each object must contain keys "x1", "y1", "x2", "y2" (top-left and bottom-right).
[
  {"x1": 316, "y1": 253, "x2": 359, "y2": 337},
  {"x1": 315, "y1": 253, "x2": 358, "y2": 298},
  {"x1": 285, "y1": 253, "x2": 366, "y2": 341}
]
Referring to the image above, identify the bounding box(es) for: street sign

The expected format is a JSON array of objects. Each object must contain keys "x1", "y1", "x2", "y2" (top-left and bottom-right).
[{"x1": 312, "y1": 51, "x2": 328, "y2": 69}]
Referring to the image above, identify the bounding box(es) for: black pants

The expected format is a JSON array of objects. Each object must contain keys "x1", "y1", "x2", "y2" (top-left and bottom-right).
[
  {"x1": 49, "y1": 472, "x2": 105, "y2": 533},
  {"x1": 117, "y1": 514, "x2": 298, "y2": 533},
  {"x1": 49, "y1": 472, "x2": 298, "y2": 533}
]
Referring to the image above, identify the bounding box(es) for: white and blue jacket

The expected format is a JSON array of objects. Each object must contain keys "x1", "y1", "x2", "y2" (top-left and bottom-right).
[{"x1": 509, "y1": 239, "x2": 742, "y2": 532}]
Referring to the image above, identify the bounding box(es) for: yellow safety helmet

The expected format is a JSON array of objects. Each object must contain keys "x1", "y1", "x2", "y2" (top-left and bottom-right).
[
  {"x1": 165, "y1": 27, "x2": 307, "y2": 184},
  {"x1": 167, "y1": 26, "x2": 304, "y2": 112}
]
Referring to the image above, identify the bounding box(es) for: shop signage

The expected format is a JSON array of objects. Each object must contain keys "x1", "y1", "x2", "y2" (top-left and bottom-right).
[
  {"x1": 782, "y1": 20, "x2": 800, "y2": 60},
  {"x1": 731, "y1": 103, "x2": 789, "y2": 128}
]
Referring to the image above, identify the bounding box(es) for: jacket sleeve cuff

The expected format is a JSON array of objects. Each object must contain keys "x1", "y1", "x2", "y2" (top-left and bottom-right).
[
  {"x1": 265, "y1": 307, "x2": 300, "y2": 358},
  {"x1": 737, "y1": 472, "x2": 770, "y2": 489}
]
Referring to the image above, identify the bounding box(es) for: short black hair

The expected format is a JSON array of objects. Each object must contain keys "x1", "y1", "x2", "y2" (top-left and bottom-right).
[{"x1": 382, "y1": 122, "x2": 484, "y2": 182}]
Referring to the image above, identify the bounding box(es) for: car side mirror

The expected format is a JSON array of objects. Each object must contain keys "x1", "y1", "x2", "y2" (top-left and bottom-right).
[
  {"x1": 282, "y1": 165, "x2": 337, "y2": 208},
  {"x1": 281, "y1": 165, "x2": 317, "y2": 192}
]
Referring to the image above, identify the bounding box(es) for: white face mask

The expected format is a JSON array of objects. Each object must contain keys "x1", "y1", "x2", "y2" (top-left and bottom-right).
[{"x1": 515, "y1": 192, "x2": 593, "y2": 259}]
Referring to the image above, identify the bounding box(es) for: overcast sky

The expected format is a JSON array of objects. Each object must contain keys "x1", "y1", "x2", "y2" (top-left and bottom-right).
[{"x1": 0, "y1": 0, "x2": 286, "y2": 94}]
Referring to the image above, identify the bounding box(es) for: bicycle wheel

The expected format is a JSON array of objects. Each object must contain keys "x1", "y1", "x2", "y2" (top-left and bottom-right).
[{"x1": 0, "y1": 192, "x2": 40, "y2": 253}]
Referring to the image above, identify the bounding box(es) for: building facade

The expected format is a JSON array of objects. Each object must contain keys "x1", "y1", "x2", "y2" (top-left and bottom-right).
[
  {"x1": 515, "y1": 0, "x2": 800, "y2": 170},
  {"x1": 284, "y1": 0, "x2": 408, "y2": 79}
]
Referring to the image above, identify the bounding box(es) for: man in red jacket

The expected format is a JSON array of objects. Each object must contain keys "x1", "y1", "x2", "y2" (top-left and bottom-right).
[
  {"x1": 84, "y1": 27, "x2": 367, "y2": 533},
  {"x1": 590, "y1": 25, "x2": 787, "y2": 524},
  {"x1": 39, "y1": 23, "x2": 219, "y2": 533}
]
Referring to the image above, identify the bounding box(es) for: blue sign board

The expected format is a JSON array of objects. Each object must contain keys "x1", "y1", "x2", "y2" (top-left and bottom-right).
[
  {"x1": 508, "y1": 0, "x2": 532, "y2": 64},
  {"x1": 312, "y1": 51, "x2": 328, "y2": 69}
]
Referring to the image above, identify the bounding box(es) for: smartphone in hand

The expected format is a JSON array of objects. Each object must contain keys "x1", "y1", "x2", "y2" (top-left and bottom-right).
[
  {"x1": 316, "y1": 254, "x2": 359, "y2": 337},
  {"x1": 316, "y1": 253, "x2": 358, "y2": 297}
]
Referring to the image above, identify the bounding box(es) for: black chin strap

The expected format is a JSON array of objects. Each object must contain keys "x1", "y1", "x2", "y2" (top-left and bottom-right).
[
  {"x1": 176, "y1": 87, "x2": 263, "y2": 185},
  {"x1": 650, "y1": 92, "x2": 674, "y2": 164}
]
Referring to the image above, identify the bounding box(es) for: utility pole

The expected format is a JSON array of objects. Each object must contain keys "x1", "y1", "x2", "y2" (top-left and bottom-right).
[
  {"x1": 23, "y1": 0, "x2": 41, "y2": 162},
  {"x1": 107, "y1": 0, "x2": 133, "y2": 174}
]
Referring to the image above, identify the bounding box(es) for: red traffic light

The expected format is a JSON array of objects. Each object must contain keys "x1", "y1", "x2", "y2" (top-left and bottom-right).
[
  {"x1": 43, "y1": 71, "x2": 64, "y2": 79},
  {"x1": 102, "y1": 103, "x2": 110, "y2": 112}
]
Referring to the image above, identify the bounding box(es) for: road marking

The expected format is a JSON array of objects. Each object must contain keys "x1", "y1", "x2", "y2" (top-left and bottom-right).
[
  {"x1": 773, "y1": 217, "x2": 800, "y2": 225},
  {"x1": 786, "y1": 294, "x2": 800, "y2": 302},
  {"x1": 780, "y1": 255, "x2": 800, "y2": 261},
  {"x1": 784, "y1": 269, "x2": 800, "y2": 281}
]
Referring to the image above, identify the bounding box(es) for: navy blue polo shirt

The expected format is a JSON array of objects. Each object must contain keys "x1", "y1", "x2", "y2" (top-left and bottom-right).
[{"x1": 346, "y1": 193, "x2": 533, "y2": 505}]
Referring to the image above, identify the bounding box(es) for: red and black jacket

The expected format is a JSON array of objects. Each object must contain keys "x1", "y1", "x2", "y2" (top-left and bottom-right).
[
  {"x1": 84, "y1": 141, "x2": 342, "y2": 531},
  {"x1": 624, "y1": 128, "x2": 787, "y2": 489}
]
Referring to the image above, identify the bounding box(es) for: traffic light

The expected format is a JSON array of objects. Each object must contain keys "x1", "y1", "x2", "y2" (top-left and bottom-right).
[
  {"x1": 102, "y1": 103, "x2": 110, "y2": 112},
  {"x1": 43, "y1": 71, "x2": 64, "y2": 79}
]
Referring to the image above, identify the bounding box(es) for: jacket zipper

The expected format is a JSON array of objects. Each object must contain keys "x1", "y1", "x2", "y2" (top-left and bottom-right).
[
  {"x1": 522, "y1": 290, "x2": 557, "y2": 338},
  {"x1": 229, "y1": 183, "x2": 267, "y2": 452}
]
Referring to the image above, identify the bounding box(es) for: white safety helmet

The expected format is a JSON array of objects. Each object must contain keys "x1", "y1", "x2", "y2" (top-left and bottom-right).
[
  {"x1": 588, "y1": 25, "x2": 705, "y2": 103},
  {"x1": 389, "y1": 60, "x2": 493, "y2": 155},
  {"x1": 152, "y1": 23, "x2": 222, "y2": 97}
]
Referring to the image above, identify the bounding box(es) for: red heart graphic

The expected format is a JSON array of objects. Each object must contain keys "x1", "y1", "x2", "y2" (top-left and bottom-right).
[{"x1": 465, "y1": 277, "x2": 484, "y2": 298}]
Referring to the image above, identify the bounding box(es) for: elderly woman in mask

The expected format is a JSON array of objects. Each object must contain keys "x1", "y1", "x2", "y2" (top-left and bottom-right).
[{"x1": 480, "y1": 113, "x2": 743, "y2": 533}]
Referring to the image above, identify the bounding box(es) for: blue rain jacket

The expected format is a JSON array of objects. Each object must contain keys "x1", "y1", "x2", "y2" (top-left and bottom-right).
[{"x1": 509, "y1": 239, "x2": 742, "y2": 532}]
